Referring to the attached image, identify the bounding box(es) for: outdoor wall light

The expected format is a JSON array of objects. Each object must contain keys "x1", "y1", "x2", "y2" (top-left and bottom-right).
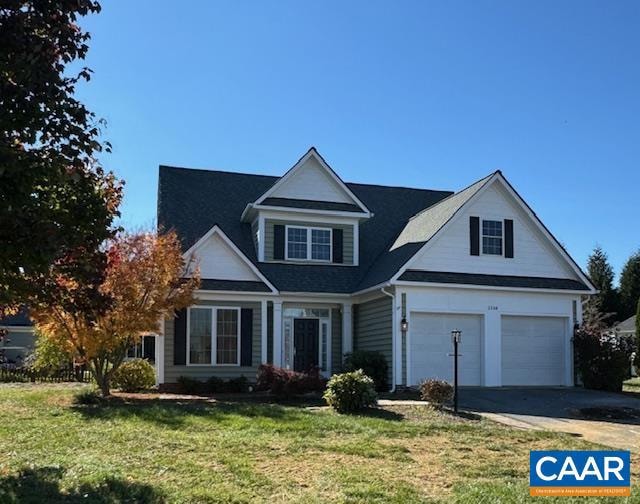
[
  {"x1": 400, "y1": 317, "x2": 408, "y2": 332},
  {"x1": 451, "y1": 329, "x2": 462, "y2": 344}
]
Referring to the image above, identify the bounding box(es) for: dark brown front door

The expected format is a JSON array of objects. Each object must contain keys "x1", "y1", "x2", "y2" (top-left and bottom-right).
[{"x1": 293, "y1": 318, "x2": 319, "y2": 372}]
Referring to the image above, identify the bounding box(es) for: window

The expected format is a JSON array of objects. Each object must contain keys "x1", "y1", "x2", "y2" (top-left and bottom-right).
[
  {"x1": 287, "y1": 227, "x2": 307, "y2": 259},
  {"x1": 189, "y1": 308, "x2": 212, "y2": 364},
  {"x1": 285, "y1": 226, "x2": 332, "y2": 262},
  {"x1": 482, "y1": 219, "x2": 503, "y2": 255},
  {"x1": 216, "y1": 309, "x2": 239, "y2": 365},
  {"x1": 188, "y1": 307, "x2": 240, "y2": 365},
  {"x1": 311, "y1": 229, "x2": 331, "y2": 261}
]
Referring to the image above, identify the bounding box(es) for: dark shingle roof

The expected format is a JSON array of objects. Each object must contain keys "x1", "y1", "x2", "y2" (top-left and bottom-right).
[
  {"x1": 398, "y1": 270, "x2": 590, "y2": 291},
  {"x1": 158, "y1": 165, "x2": 587, "y2": 294},
  {"x1": 158, "y1": 166, "x2": 451, "y2": 293},
  {"x1": 261, "y1": 197, "x2": 364, "y2": 213},
  {"x1": 199, "y1": 280, "x2": 272, "y2": 292}
]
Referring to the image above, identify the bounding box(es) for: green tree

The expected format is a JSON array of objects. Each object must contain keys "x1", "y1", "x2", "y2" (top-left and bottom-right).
[
  {"x1": 636, "y1": 298, "x2": 640, "y2": 359},
  {"x1": 0, "y1": 1, "x2": 122, "y2": 316},
  {"x1": 619, "y1": 251, "x2": 640, "y2": 320},
  {"x1": 586, "y1": 246, "x2": 619, "y2": 319}
]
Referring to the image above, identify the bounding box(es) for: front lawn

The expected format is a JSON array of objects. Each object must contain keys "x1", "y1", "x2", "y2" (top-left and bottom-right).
[
  {"x1": 0, "y1": 384, "x2": 638, "y2": 503},
  {"x1": 625, "y1": 377, "x2": 640, "y2": 395}
]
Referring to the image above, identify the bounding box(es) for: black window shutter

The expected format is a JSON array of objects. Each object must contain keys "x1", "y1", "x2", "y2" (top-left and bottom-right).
[
  {"x1": 240, "y1": 308, "x2": 253, "y2": 366},
  {"x1": 174, "y1": 309, "x2": 187, "y2": 365},
  {"x1": 273, "y1": 225, "x2": 285, "y2": 260},
  {"x1": 470, "y1": 216, "x2": 480, "y2": 256},
  {"x1": 332, "y1": 228, "x2": 343, "y2": 263},
  {"x1": 504, "y1": 219, "x2": 514, "y2": 258}
]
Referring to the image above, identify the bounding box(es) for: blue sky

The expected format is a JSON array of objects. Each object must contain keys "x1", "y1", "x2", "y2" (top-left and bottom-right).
[{"x1": 77, "y1": 1, "x2": 639, "y2": 283}]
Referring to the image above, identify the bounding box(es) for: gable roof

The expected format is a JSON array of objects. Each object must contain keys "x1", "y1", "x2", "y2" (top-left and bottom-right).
[
  {"x1": 387, "y1": 171, "x2": 595, "y2": 292},
  {"x1": 158, "y1": 165, "x2": 450, "y2": 293},
  {"x1": 615, "y1": 315, "x2": 637, "y2": 333},
  {"x1": 182, "y1": 224, "x2": 277, "y2": 293},
  {"x1": 253, "y1": 148, "x2": 371, "y2": 215},
  {"x1": 158, "y1": 159, "x2": 593, "y2": 295}
]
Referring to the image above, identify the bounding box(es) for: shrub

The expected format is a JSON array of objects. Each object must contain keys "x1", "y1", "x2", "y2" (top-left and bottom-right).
[
  {"x1": 205, "y1": 376, "x2": 225, "y2": 393},
  {"x1": 177, "y1": 376, "x2": 204, "y2": 395},
  {"x1": 24, "y1": 333, "x2": 72, "y2": 376},
  {"x1": 256, "y1": 364, "x2": 326, "y2": 397},
  {"x1": 323, "y1": 369, "x2": 377, "y2": 413},
  {"x1": 112, "y1": 358, "x2": 156, "y2": 392},
  {"x1": 574, "y1": 324, "x2": 636, "y2": 392},
  {"x1": 223, "y1": 376, "x2": 249, "y2": 393},
  {"x1": 419, "y1": 379, "x2": 453, "y2": 407},
  {"x1": 343, "y1": 350, "x2": 388, "y2": 391}
]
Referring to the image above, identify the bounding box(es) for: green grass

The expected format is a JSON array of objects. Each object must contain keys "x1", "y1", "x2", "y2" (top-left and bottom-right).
[
  {"x1": 624, "y1": 377, "x2": 640, "y2": 394},
  {"x1": 0, "y1": 384, "x2": 638, "y2": 503}
]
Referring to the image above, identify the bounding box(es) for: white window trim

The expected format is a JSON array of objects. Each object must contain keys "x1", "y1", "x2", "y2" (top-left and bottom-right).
[
  {"x1": 186, "y1": 306, "x2": 242, "y2": 367},
  {"x1": 284, "y1": 225, "x2": 333, "y2": 263},
  {"x1": 481, "y1": 219, "x2": 503, "y2": 256}
]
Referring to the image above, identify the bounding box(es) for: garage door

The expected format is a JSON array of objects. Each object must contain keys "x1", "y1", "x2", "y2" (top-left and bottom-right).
[
  {"x1": 409, "y1": 313, "x2": 483, "y2": 386},
  {"x1": 501, "y1": 316, "x2": 567, "y2": 386}
]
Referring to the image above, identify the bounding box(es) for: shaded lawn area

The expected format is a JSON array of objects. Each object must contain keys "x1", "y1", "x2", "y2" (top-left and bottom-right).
[
  {"x1": 0, "y1": 384, "x2": 639, "y2": 503},
  {"x1": 625, "y1": 377, "x2": 640, "y2": 395}
]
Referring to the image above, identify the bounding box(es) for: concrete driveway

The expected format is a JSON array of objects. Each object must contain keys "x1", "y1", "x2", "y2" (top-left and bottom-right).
[{"x1": 460, "y1": 387, "x2": 640, "y2": 452}]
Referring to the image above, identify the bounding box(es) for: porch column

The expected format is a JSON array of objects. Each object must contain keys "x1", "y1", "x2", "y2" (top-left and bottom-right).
[
  {"x1": 273, "y1": 300, "x2": 283, "y2": 367},
  {"x1": 261, "y1": 300, "x2": 268, "y2": 364},
  {"x1": 155, "y1": 318, "x2": 165, "y2": 386},
  {"x1": 341, "y1": 302, "x2": 353, "y2": 360}
]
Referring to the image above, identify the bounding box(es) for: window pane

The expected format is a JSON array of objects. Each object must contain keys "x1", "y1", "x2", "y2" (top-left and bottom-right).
[
  {"x1": 287, "y1": 227, "x2": 307, "y2": 259},
  {"x1": 321, "y1": 322, "x2": 328, "y2": 371},
  {"x1": 189, "y1": 308, "x2": 212, "y2": 364},
  {"x1": 311, "y1": 229, "x2": 331, "y2": 261},
  {"x1": 482, "y1": 220, "x2": 502, "y2": 237},
  {"x1": 482, "y1": 236, "x2": 502, "y2": 255},
  {"x1": 216, "y1": 309, "x2": 238, "y2": 365}
]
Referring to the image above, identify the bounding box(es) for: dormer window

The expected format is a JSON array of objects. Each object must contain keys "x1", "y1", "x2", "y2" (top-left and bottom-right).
[
  {"x1": 482, "y1": 220, "x2": 503, "y2": 255},
  {"x1": 285, "y1": 225, "x2": 332, "y2": 262}
]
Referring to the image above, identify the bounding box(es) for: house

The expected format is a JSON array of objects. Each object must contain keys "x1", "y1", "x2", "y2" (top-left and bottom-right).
[
  {"x1": 0, "y1": 308, "x2": 36, "y2": 367},
  {"x1": 614, "y1": 315, "x2": 637, "y2": 339},
  {"x1": 614, "y1": 315, "x2": 637, "y2": 377},
  {"x1": 156, "y1": 147, "x2": 595, "y2": 389}
]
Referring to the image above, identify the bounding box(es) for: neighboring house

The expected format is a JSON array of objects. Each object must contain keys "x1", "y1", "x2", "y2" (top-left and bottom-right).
[
  {"x1": 0, "y1": 308, "x2": 36, "y2": 367},
  {"x1": 156, "y1": 147, "x2": 596, "y2": 389},
  {"x1": 614, "y1": 315, "x2": 637, "y2": 339},
  {"x1": 614, "y1": 315, "x2": 637, "y2": 377}
]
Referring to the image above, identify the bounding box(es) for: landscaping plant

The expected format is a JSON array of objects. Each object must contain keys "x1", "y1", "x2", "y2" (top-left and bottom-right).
[
  {"x1": 574, "y1": 304, "x2": 636, "y2": 391},
  {"x1": 343, "y1": 350, "x2": 389, "y2": 391},
  {"x1": 419, "y1": 379, "x2": 454, "y2": 407},
  {"x1": 255, "y1": 364, "x2": 325, "y2": 397},
  {"x1": 112, "y1": 359, "x2": 156, "y2": 392},
  {"x1": 323, "y1": 369, "x2": 377, "y2": 413},
  {"x1": 32, "y1": 231, "x2": 199, "y2": 396}
]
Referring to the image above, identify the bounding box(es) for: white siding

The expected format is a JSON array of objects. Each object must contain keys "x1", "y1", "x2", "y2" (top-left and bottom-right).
[
  {"x1": 403, "y1": 285, "x2": 578, "y2": 386},
  {"x1": 271, "y1": 156, "x2": 353, "y2": 203},
  {"x1": 191, "y1": 233, "x2": 261, "y2": 281},
  {"x1": 411, "y1": 182, "x2": 577, "y2": 279}
]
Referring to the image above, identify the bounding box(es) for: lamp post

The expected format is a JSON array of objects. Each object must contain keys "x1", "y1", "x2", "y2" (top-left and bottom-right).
[{"x1": 451, "y1": 329, "x2": 461, "y2": 414}]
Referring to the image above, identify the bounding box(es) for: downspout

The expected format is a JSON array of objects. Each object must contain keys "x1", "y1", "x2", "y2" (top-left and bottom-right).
[{"x1": 380, "y1": 286, "x2": 396, "y2": 393}]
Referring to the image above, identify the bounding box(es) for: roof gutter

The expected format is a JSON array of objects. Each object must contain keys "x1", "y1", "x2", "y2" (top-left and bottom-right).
[{"x1": 380, "y1": 285, "x2": 396, "y2": 393}]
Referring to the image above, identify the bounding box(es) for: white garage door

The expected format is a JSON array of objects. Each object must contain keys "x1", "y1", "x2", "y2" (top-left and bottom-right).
[
  {"x1": 409, "y1": 313, "x2": 483, "y2": 386},
  {"x1": 501, "y1": 316, "x2": 567, "y2": 386}
]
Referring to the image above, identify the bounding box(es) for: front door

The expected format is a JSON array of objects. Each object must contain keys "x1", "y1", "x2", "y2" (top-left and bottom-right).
[{"x1": 293, "y1": 318, "x2": 319, "y2": 372}]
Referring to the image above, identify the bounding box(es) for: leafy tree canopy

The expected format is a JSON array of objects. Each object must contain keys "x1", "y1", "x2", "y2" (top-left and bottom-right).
[
  {"x1": 0, "y1": 0, "x2": 122, "y2": 316},
  {"x1": 619, "y1": 250, "x2": 640, "y2": 320},
  {"x1": 32, "y1": 231, "x2": 200, "y2": 396},
  {"x1": 586, "y1": 245, "x2": 619, "y2": 320}
]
